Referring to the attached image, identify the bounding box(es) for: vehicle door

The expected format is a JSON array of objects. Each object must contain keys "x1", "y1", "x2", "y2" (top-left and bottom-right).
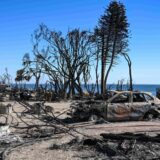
[
  {"x1": 107, "y1": 92, "x2": 132, "y2": 121},
  {"x1": 143, "y1": 93, "x2": 155, "y2": 105},
  {"x1": 130, "y1": 93, "x2": 151, "y2": 120}
]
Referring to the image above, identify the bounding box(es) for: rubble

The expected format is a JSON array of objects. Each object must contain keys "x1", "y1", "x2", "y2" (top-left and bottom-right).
[
  {"x1": 19, "y1": 101, "x2": 54, "y2": 115},
  {"x1": 47, "y1": 133, "x2": 160, "y2": 160},
  {"x1": 0, "y1": 99, "x2": 158, "y2": 159},
  {"x1": 0, "y1": 134, "x2": 22, "y2": 144},
  {"x1": 0, "y1": 103, "x2": 12, "y2": 115}
]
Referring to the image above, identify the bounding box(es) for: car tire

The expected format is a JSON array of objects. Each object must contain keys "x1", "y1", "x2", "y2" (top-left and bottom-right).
[
  {"x1": 144, "y1": 110, "x2": 159, "y2": 121},
  {"x1": 89, "y1": 114, "x2": 99, "y2": 122},
  {"x1": 144, "y1": 113, "x2": 155, "y2": 121},
  {"x1": 146, "y1": 113, "x2": 154, "y2": 120}
]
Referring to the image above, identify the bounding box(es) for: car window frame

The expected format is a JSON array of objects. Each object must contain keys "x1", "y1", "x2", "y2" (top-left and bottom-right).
[
  {"x1": 143, "y1": 93, "x2": 154, "y2": 102},
  {"x1": 132, "y1": 93, "x2": 147, "y2": 103},
  {"x1": 110, "y1": 92, "x2": 131, "y2": 104}
]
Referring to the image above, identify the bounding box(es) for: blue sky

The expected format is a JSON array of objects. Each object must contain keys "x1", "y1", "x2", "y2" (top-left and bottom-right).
[{"x1": 0, "y1": 0, "x2": 160, "y2": 84}]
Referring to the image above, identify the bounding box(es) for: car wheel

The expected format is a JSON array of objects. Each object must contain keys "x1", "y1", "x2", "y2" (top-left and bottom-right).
[
  {"x1": 145, "y1": 113, "x2": 154, "y2": 121},
  {"x1": 89, "y1": 114, "x2": 99, "y2": 122}
]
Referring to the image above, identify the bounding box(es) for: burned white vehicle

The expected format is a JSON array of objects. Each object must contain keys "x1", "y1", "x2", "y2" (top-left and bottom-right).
[{"x1": 69, "y1": 91, "x2": 160, "y2": 122}]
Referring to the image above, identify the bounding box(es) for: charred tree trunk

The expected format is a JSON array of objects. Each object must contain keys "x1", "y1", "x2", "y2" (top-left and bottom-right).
[
  {"x1": 101, "y1": 35, "x2": 106, "y2": 95},
  {"x1": 35, "y1": 75, "x2": 40, "y2": 91},
  {"x1": 95, "y1": 51, "x2": 100, "y2": 94},
  {"x1": 104, "y1": 34, "x2": 117, "y2": 91},
  {"x1": 123, "y1": 54, "x2": 133, "y2": 91},
  {"x1": 77, "y1": 77, "x2": 83, "y2": 96}
]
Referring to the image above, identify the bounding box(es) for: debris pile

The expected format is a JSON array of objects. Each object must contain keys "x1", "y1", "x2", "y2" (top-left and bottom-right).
[
  {"x1": 48, "y1": 133, "x2": 160, "y2": 160},
  {"x1": 0, "y1": 99, "x2": 159, "y2": 159},
  {"x1": 69, "y1": 100, "x2": 105, "y2": 122}
]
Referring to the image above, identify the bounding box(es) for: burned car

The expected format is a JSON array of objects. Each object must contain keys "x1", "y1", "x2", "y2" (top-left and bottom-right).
[
  {"x1": 69, "y1": 91, "x2": 160, "y2": 122},
  {"x1": 94, "y1": 90, "x2": 119, "y2": 100}
]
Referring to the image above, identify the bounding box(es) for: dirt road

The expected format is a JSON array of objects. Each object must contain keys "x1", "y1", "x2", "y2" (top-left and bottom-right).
[{"x1": 74, "y1": 121, "x2": 160, "y2": 137}]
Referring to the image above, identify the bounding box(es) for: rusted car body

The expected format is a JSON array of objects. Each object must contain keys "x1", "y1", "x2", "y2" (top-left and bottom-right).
[
  {"x1": 106, "y1": 91, "x2": 160, "y2": 121},
  {"x1": 70, "y1": 91, "x2": 160, "y2": 122}
]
